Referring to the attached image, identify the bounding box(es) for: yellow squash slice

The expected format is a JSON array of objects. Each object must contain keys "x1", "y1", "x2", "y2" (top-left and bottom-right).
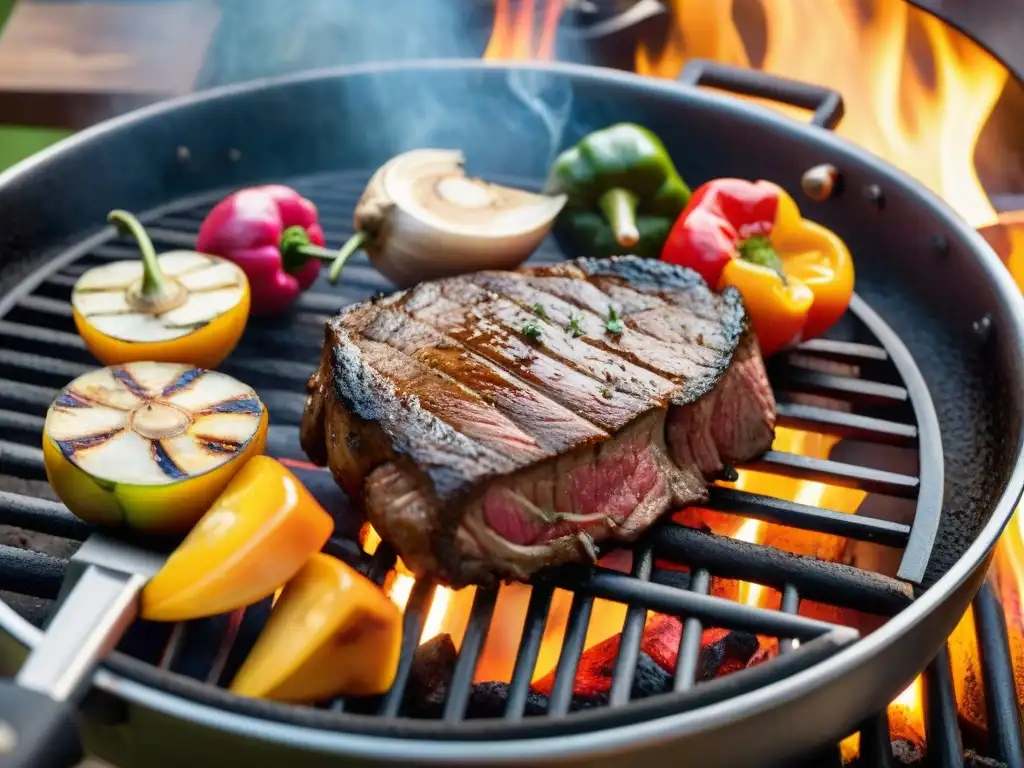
[{"x1": 42, "y1": 361, "x2": 268, "y2": 532}]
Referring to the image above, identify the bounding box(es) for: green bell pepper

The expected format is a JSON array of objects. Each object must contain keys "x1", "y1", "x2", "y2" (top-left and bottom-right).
[{"x1": 544, "y1": 123, "x2": 691, "y2": 259}]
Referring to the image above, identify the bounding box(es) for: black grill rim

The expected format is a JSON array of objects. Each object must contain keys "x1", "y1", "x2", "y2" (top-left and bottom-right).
[{"x1": 0, "y1": 59, "x2": 1022, "y2": 764}]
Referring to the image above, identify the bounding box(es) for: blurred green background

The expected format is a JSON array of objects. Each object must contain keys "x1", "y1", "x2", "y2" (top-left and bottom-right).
[{"x1": 0, "y1": 0, "x2": 73, "y2": 171}]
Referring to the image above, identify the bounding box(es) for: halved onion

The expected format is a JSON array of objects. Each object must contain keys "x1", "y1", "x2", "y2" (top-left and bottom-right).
[
  {"x1": 327, "y1": 149, "x2": 567, "y2": 286},
  {"x1": 42, "y1": 361, "x2": 268, "y2": 532}
]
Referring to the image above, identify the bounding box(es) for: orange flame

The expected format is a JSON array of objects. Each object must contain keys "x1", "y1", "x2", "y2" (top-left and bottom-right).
[
  {"x1": 484, "y1": 0, "x2": 565, "y2": 61},
  {"x1": 637, "y1": 0, "x2": 1007, "y2": 229}
]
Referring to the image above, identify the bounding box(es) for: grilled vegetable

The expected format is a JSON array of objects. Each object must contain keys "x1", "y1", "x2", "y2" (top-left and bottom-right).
[
  {"x1": 661, "y1": 178, "x2": 854, "y2": 356},
  {"x1": 545, "y1": 123, "x2": 691, "y2": 259},
  {"x1": 42, "y1": 362, "x2": 268, "y2": 532},
  {"x1": 333, "y1": 149, "x2": 566, "y2": 287},
  {"x1": 73, "y1": 211, "x2": 249, "y2": 368},
  {"x1": 229, "y1": 552, "x2": 401, "y2": 701},
  {"x1": 141, "y1": 456, "x2": 333, "y2": 621},
  {"x1": 196, "y1": 185, "x2": 339, "y2": 316}
]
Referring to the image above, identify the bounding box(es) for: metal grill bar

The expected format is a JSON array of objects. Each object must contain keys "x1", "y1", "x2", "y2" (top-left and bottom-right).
[
  {"x1": 790, "y1": 338, "x2": 889, "y2": 364},
  {"x1": 0, "y1": 493, "x2": 89, "y2": 541},
  {"x1": 774, "y1": 403, "x2": 917, "y2": 446},
  {"x1": 973, "y1": 583, "x2": 1024, "y2": 768},
  {"x1": 504, "y1": 584, "x2": 555, "y2": 720},
  {"x1": 778, "y1": 584, "x2": 800, "y2": 655},
  {"x1": 708, "y1": 487, "x2": 910, "y2": 546},
  {"x1": 860, "y1": 710, "x2": 897, "y2": 768},
  {"x1": 547, "y1": 592, "x2": 594, "y2": 716},
  {"x1": 443, "y1": 587, "x2": 498, "y2": 721},
  {"x1": 923, "y1": 646, "x2": 963, "y2": 768},
  {"x1": 749, "y1": 452, "x2": 919, "y2": 497},
  {"x1": 0, "y1": 544, "x2": 64, "y2": 599},
  {"x1": 652, "y1": 525, "x2": 913, "y2": 615},
  {"x1": 673, "y1": 569, "x2": 710, "y2": 692},
  {"x1": 378, "y1": 578, "x2": 435, "y2": 718},
  {"x1": 771, "y1": 367, "x2": 909, "y2": 408},
  {"x1": 552, "y1": 566, "x2": 845, "y2": 640},
  {"x1": 608, "y1": 545, "x2": 654, "y2": 707}
]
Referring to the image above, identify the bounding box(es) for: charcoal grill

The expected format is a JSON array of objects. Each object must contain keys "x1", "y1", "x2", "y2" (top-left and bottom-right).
[{"x1": 0, "y1": 59, "x2": 1022, "y2": 768}]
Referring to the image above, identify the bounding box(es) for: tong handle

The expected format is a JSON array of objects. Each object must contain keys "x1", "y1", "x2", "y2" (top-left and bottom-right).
[
  {"x1": 0, "y1": 684, "x2": 82, "y2": 767},
  {"x1": 0, "y1": 564, "x2": 144, "y2": 768}
]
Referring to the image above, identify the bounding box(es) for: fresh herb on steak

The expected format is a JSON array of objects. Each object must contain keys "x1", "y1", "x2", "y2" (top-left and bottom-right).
[
  {"x1": 605, "y1": 306, "x2": 624, "y2": 334},
  {"x1": 530, "y1": 303, "x2": 549, "y2": 320},
  {"x1": 600, "y1": 386, "x2": 613, "y2": 399},
  {"x1": 566, "y1": 313, "x2": 584, "y2": 338},
  {"x1": 521, "y1": 319, "x2": 542, "y2": 339}
]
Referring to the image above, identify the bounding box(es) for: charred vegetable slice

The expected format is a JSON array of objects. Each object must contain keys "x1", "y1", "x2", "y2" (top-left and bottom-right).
[
  {"x1": 43, "y1": 362, "x2": 268, "y2": 532},
  {"x1": 141, "y1": 456, "x2": 333, "y2": 621},
  {"x1": 229, "y1": 552, "x2": 401, "y2": 702},
  {"x1": 72, "y1": 210, "x2": 250, "y2": 368}
]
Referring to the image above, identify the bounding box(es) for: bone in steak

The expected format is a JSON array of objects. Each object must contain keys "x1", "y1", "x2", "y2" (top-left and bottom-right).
[{"x1": 300, "y1": 256, "x2": 776, "y2": 587}]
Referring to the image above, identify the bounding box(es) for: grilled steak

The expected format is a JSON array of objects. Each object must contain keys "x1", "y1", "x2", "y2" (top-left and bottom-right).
[{"x1": 300, "y1": 256, "x2": 776, "y2": 587}]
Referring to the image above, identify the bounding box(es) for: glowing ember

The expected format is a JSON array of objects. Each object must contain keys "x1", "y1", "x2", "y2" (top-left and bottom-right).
[{"x1": 888, "y1": 675, "x2": 926, "y2": 745}]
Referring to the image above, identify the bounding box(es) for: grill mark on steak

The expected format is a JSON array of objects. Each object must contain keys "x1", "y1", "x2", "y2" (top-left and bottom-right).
[
  {"x1": 468, "y1": 272, "x2": 712, "y2": 379},
  {"x1": 301, "y1": 256, "x2": 777, "y2": 587},
  {"x1": 347, "y1": 335, "x2": 550, "y2": 465},
  {"x1": 326, "y1": 324, "x2": 519, "y2": 500},
  {"x1": 404, "y1": 279, "x2": 676, "y2": 404},
  {"x1": 342, "y1": 303, "x2": 608, "y2": 456},
  {"x1": 398, "y1": 283, "x2": 653, "y2": 433}
]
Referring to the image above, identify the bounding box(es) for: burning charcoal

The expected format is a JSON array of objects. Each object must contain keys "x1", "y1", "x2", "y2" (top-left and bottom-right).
[
  {"x1": 697, "y1": 628, "x2": 761, "y2": 680},
  {"x1": 403, "y1": 633, "x2": 458, "y2": 718},
  {"x1": 889, "y1": 738, "x2": 924, "y2": 765},
  {"x1": 745, "y1": 642, "x2": 777, "y2": 669},
  {"x1": 464, "y1": 682, "x2": 550, "y2": 718},
  {"x1": 964, "y1": 751, "x2": 1009, "y2": 768},
  {"x1": 463, "y1": 653, "x2": 672, "y2": 719}
]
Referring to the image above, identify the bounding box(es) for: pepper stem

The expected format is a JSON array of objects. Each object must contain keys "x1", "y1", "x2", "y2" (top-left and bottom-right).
[
  {"x1": 108, "y1": 210, "x2": 166, "y2": 297},
  {"x1": 328, "y1": 231, "x2": 368, "y2": 284},
  {"x1": 598, "y1": 187, "x2": 641, "y2": 249},
  {"x1": 737, "y1": 235, "x2": 787, "y2": 282},
  {"x1": 279, "y1": 225, "x2": 365, "y2": 286}
]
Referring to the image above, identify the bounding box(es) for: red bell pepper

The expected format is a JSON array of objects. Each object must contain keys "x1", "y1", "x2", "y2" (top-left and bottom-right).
[
  {"x1": 660, "y1": 178, "x2": 854, "y2": 357},
  {"x1": 197, "y1": 185, "x2": 337, "y2": 316}
]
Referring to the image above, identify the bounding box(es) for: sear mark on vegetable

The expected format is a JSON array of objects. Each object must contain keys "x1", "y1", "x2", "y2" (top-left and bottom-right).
[
  {"x1": 113, "y1": 366, "x2": 149, "y2": 398},
  {"x1": 162, "y1": 367, "x2": 208, "y2": 397},
  {"x1": 152, "y1": 440, "x2": 189, "y2": 480}
]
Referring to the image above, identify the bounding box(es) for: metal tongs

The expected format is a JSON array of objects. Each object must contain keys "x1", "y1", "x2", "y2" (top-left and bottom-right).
[{"x1": 0, "y1": 534, "x2": 165, "y2": 768}]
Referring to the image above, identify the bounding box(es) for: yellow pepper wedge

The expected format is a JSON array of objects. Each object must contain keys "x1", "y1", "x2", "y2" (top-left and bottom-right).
[
  {"x1": 42, "y1": 362, "x2": 268, "y2": 532},
  {"x1": 71, "y1": 210, "x2": 250, "y2": 369},
  {"x1": 229, "y1": 552, "x2": 402, "y2": 702},
  {"x1": 142, "y1": 456, "x2": 334, "y2": 622}
]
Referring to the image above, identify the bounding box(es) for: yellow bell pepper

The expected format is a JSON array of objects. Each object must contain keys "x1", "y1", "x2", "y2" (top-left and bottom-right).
[
  {"x1": 229, "y1": 552, "x2": 402, "y2": 702},
  {"x1": 142, "y1": 456, "x2": 334, "y2": 622},
  {"x1": 71, "y1": 210, "x2": 250, "y2": 369},
  {"x1": 43, "y1": 362, "x2": 268, "y2": 532}
]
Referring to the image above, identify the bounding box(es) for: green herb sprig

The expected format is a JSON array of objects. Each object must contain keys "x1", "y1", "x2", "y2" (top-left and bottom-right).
[
  {"x1": 566, "y1": 313, "x2": 584, "y2": 338},
  {"x1": 605, "y1": 306, "x2": 624, "y2": 335}
]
